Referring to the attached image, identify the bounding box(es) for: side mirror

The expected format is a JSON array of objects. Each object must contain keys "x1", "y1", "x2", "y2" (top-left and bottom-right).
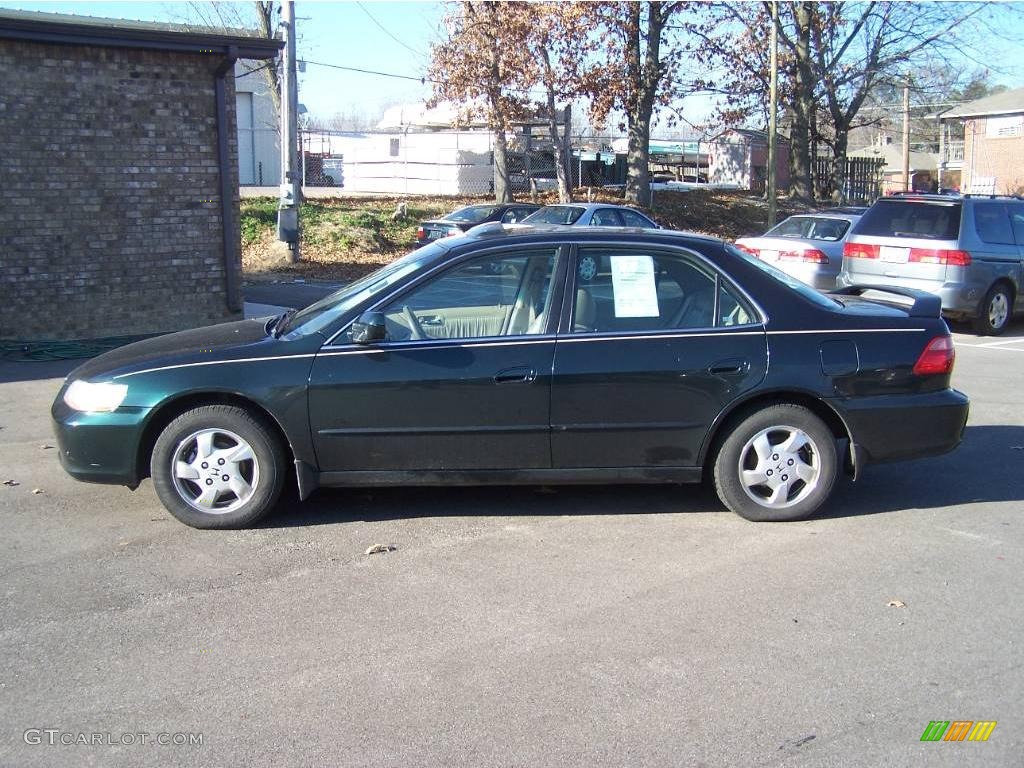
[{"x1": 351, "y1": 311, "x2": 387, "y2": 344}]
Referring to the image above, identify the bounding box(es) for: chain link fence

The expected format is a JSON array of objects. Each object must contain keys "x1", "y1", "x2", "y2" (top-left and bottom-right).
[
  {"x1": 296, "y1": 130, "x2": 795, "y2": 197},
  {"x1": 297, "y1": 130, "x2": 642, "y2": 196}
]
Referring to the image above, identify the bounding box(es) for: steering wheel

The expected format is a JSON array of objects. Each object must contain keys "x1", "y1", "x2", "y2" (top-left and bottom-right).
[{"x1": 403, "y1": 305, "x2": 425, "y2": 340}]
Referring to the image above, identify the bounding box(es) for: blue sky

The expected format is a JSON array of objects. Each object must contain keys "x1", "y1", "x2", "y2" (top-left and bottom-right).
[{"x1": 3, "y1": 1, "x2": 1023, "y2": 132}]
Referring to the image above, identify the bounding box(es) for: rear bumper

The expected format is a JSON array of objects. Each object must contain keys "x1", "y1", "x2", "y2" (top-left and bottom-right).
[
  {"x1": 52, "y1": 399, "x2": 150, "y2": 487},
  {"x1": 831, "y1": 389, "x2": 969, "y2": 464}
]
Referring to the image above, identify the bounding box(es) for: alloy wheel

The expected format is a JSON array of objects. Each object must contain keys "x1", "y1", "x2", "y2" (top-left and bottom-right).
[{"x1": 170, "y1": 428, "x2": 260, "y2": 514}]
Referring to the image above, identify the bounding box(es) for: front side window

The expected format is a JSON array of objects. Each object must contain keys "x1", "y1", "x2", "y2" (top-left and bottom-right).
[
  {"x1": 571, "y1": 249, "x2": 755, "y2": 334},
  {"x1": 379, "y1": 249, "x2": 560, "y2": 342}
]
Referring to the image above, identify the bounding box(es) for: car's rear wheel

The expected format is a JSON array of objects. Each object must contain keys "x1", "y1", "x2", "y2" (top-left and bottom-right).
[
  {"x1": 151, "y1": 405, "x2": 286, "y2": 529},
  {"x1": 713, "y1": 404, "x2": 837, "y2": 522},
  {"x1": 974, "y1": 283, "x2": 1012, "y2": 336}
]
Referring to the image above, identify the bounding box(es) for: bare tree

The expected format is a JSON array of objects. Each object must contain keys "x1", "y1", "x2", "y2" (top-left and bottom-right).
[
  {"x1": 587, "y1": 2, "x2": 687, "y2": 207},
  {"x1": 695, "y1": 1, "x2": 1005, "y2": 202},
  {"x1": 428, "y1": 2, "x2": 536, "y2": 202},
  {"x1": 521, "y1": 2, "x2": 603, "y2": 202},
  {"x1": 182, "y1": 1, "x2": 281, "y2": 117}
]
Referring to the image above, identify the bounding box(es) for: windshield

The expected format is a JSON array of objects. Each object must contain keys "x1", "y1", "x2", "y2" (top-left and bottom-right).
[
  {"x1": 766, "y1": 216, "x2": 851, "y2": 242},
  {"x1": 522, "y1": 206, "x2": 585, "y2": 225},
  {"x1": 725, "y1": 244, "x2": 840, "y2": 309},
  {"x1": 281, "y1": 245, "x2": 443, "y2": 337},
  {"x1": 445, "y1": 205, "x2": 499, "y2": 224}
]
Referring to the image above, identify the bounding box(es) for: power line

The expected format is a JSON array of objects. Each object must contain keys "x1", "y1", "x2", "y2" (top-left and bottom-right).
[
  {"x1": 356, "y1": 1, "x2": 424, "y2": 57},
  {"x1": 302, "y1": 59, "x2": 435, "y2": 84},
  {"x1": 301, "y1": 59, "x2": 545, "y2": 99}
]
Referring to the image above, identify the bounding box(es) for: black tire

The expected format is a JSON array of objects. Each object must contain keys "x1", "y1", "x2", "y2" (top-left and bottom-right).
[
  {"x1": 713, "y1": 404, "x2": 838, "y2": 522},
  {"x1": 973, "y1": 283, "x2": 1012, "y2": 336},
  {"x1": 150, "y1": 405, "x2": 287, "y2": 529}
]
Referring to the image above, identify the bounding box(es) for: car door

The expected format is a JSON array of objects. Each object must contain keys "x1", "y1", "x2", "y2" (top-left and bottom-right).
[
  {"x1": 308, "y1": 247, "x2": 566, "y2": 472},
  {"x1": 550, "y1": 245, "x2": 768, "y2": 469}
]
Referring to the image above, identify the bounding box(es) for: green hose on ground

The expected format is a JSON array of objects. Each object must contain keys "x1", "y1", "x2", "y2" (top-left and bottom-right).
[{"x1": 0, "y1": 335, "x2": 154, "y2": 362}]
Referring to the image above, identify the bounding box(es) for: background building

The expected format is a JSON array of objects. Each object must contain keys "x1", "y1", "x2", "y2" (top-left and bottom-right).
[
  {"x1": 940, "y1": 87, "x2": 1024, "y2": 195},
  {"x1": 0, "y1": 11, "x2": 280, "y2": 341}
]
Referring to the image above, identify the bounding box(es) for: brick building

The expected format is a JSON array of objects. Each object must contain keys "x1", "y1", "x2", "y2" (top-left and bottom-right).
[
  {"x1": 0, "y1": 11, "x2": 281, "y2": 340},
  {"x1": 939, "y1": 87, "x2": 1024, "y2": 195}
]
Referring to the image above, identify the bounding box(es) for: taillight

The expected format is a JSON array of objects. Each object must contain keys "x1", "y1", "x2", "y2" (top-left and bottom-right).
[
  {"x1": 908, "y1": 248, "x2": 971, "y2": 266},
  {"x1": 844, "y1": 242, "x2": 879, "y2": 259},
  {"x1": 445, "y1": 227, "x2": 461, "y2": 237},
  {"x1": 843, "y1": 242, "x2": 971, "y2": 267},
  {"x1": 913, "y1": 336, "x2": 955, "y2": 376},
  {"x1": 778, "y1": 248, "x2": 828, "y2": 263},
  {"x1": 416, "y1": 226, "x2": 426, "y2": 240}
]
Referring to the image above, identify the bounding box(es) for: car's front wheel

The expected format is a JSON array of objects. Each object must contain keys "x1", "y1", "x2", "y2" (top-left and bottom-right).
[
  {"x1": 151, "y1": 405, "x2": 286, "y2": 529},
  {"x1": 974, "y1": 283, "x2": 1012, "y2": 336},
  {"x1": 713, "y1": 404, "x2": 838, "y2": 522}
]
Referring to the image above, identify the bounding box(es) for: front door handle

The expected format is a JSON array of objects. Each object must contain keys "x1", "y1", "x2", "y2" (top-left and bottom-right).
[
  {"x1": 708, "y1": 358, "x2": 748, "y2": 376},
  {"x1": 494, "y1": 366, "x2": 536, "y2": 384}
]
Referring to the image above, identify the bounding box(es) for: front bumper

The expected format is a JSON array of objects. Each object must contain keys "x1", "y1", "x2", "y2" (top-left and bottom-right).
[
  {"x1": 832, "y1": 388, "x2": 969, "y2": 465},
  {"x1": 52, "y1": 398, "x2": 151, "y2": 487}
]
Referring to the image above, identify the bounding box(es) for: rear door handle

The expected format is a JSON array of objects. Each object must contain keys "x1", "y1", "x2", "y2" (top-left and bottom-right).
[
  {"x1": 708, "y1": 358, "x2": 748, "y2": 375},
  {"x1": 494, "y1": 366, "x2": 536, "y2": 384}
]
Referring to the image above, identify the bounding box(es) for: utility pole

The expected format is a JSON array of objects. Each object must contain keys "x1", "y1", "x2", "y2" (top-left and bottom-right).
[
  {"x1": 902, "y1": 80, "x2": 911, "y2": 193},
  {"x1": 277, "y1": 0, "x2": 300, "y2": 262},
  {"x1": 767, "y1": 0, "x2": 778, "y2": 227}
]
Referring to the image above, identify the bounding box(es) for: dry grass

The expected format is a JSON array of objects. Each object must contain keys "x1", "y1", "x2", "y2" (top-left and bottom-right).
[{"x1": 241, "y1": 189, "x2": 816, "y2": 283}]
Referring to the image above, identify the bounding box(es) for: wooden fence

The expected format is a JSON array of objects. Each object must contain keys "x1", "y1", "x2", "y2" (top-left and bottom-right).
[{"x1": 814, "y1": 156, "x2": 886, "y2": 203}]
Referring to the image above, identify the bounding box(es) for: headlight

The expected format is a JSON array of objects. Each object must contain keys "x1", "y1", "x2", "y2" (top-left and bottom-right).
[{"x1": 63, "y1": 380, "x2": 129, "y2": 413}]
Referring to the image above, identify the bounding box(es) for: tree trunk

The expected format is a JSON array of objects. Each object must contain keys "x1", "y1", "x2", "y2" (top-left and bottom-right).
[
  {"x1": 625, "y1": 114, "x2": 652, "y2": 207},
  {"x1": 492, "y1": 127, "x2": 512, "y2": 203},
  {"x1": 830, "y1": 124, "x2": 849, "y2": 204},
  {"x1": 624, "y1": 2, "x2": 662, "y2": 208},
  {"x1": 788, "y1": 2, "x2": 815, "y2": 202},
  {"x1": 540, "y1": 46, "x2": 572, "y2": 203}
]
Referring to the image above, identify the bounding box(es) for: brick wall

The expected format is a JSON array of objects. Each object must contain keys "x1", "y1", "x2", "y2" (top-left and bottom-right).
[
  {"x1": 0, "y1": 40, "x2": 242, "y2": 340},
  {"x1": 962, "y1": 117, "x2": 1024, "y2": 195}
]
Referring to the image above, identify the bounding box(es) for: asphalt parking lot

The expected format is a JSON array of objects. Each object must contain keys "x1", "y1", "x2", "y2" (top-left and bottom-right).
[{"x1": 1, "y1": 322, "x2": 1022, "y2": 767}]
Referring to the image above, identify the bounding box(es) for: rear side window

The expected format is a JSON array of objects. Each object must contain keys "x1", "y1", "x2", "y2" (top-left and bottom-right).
[
  {"x1": 769, "y1": 216, "x2": 850, "y2": 241},
  {"x1": 973, "y1": 202, "x2": 1014, "y2": 245},
  {"x1": 619, "y1": 209, "x2": 657, "y2": 228},
  {"x1": 854, "y1": 200, "x2": 961, "y2": 240}
]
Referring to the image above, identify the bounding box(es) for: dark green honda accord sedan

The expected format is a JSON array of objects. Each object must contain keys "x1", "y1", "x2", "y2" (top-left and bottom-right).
[{"x1": 53, "y1": 225, "x2": 969, "y2": 529}]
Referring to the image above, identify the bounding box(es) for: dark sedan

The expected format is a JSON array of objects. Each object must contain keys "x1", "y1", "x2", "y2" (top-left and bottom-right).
[
  {"x1": 53, "y1": 226, "x2": 969, "y2": 529},
  {"x1": 416, "y1": 203, "x2": 541, "y2": 246}
]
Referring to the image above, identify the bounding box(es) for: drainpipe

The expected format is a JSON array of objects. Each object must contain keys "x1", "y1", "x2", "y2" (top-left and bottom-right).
[{"x1": 215, "y1": 46, "x2": 241, "y2": 313}]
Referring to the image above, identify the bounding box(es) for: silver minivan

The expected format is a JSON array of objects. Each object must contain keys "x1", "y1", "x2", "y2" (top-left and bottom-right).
[{"x1": 837, "y1": 195, "x2": 1024, "y2": 334}]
